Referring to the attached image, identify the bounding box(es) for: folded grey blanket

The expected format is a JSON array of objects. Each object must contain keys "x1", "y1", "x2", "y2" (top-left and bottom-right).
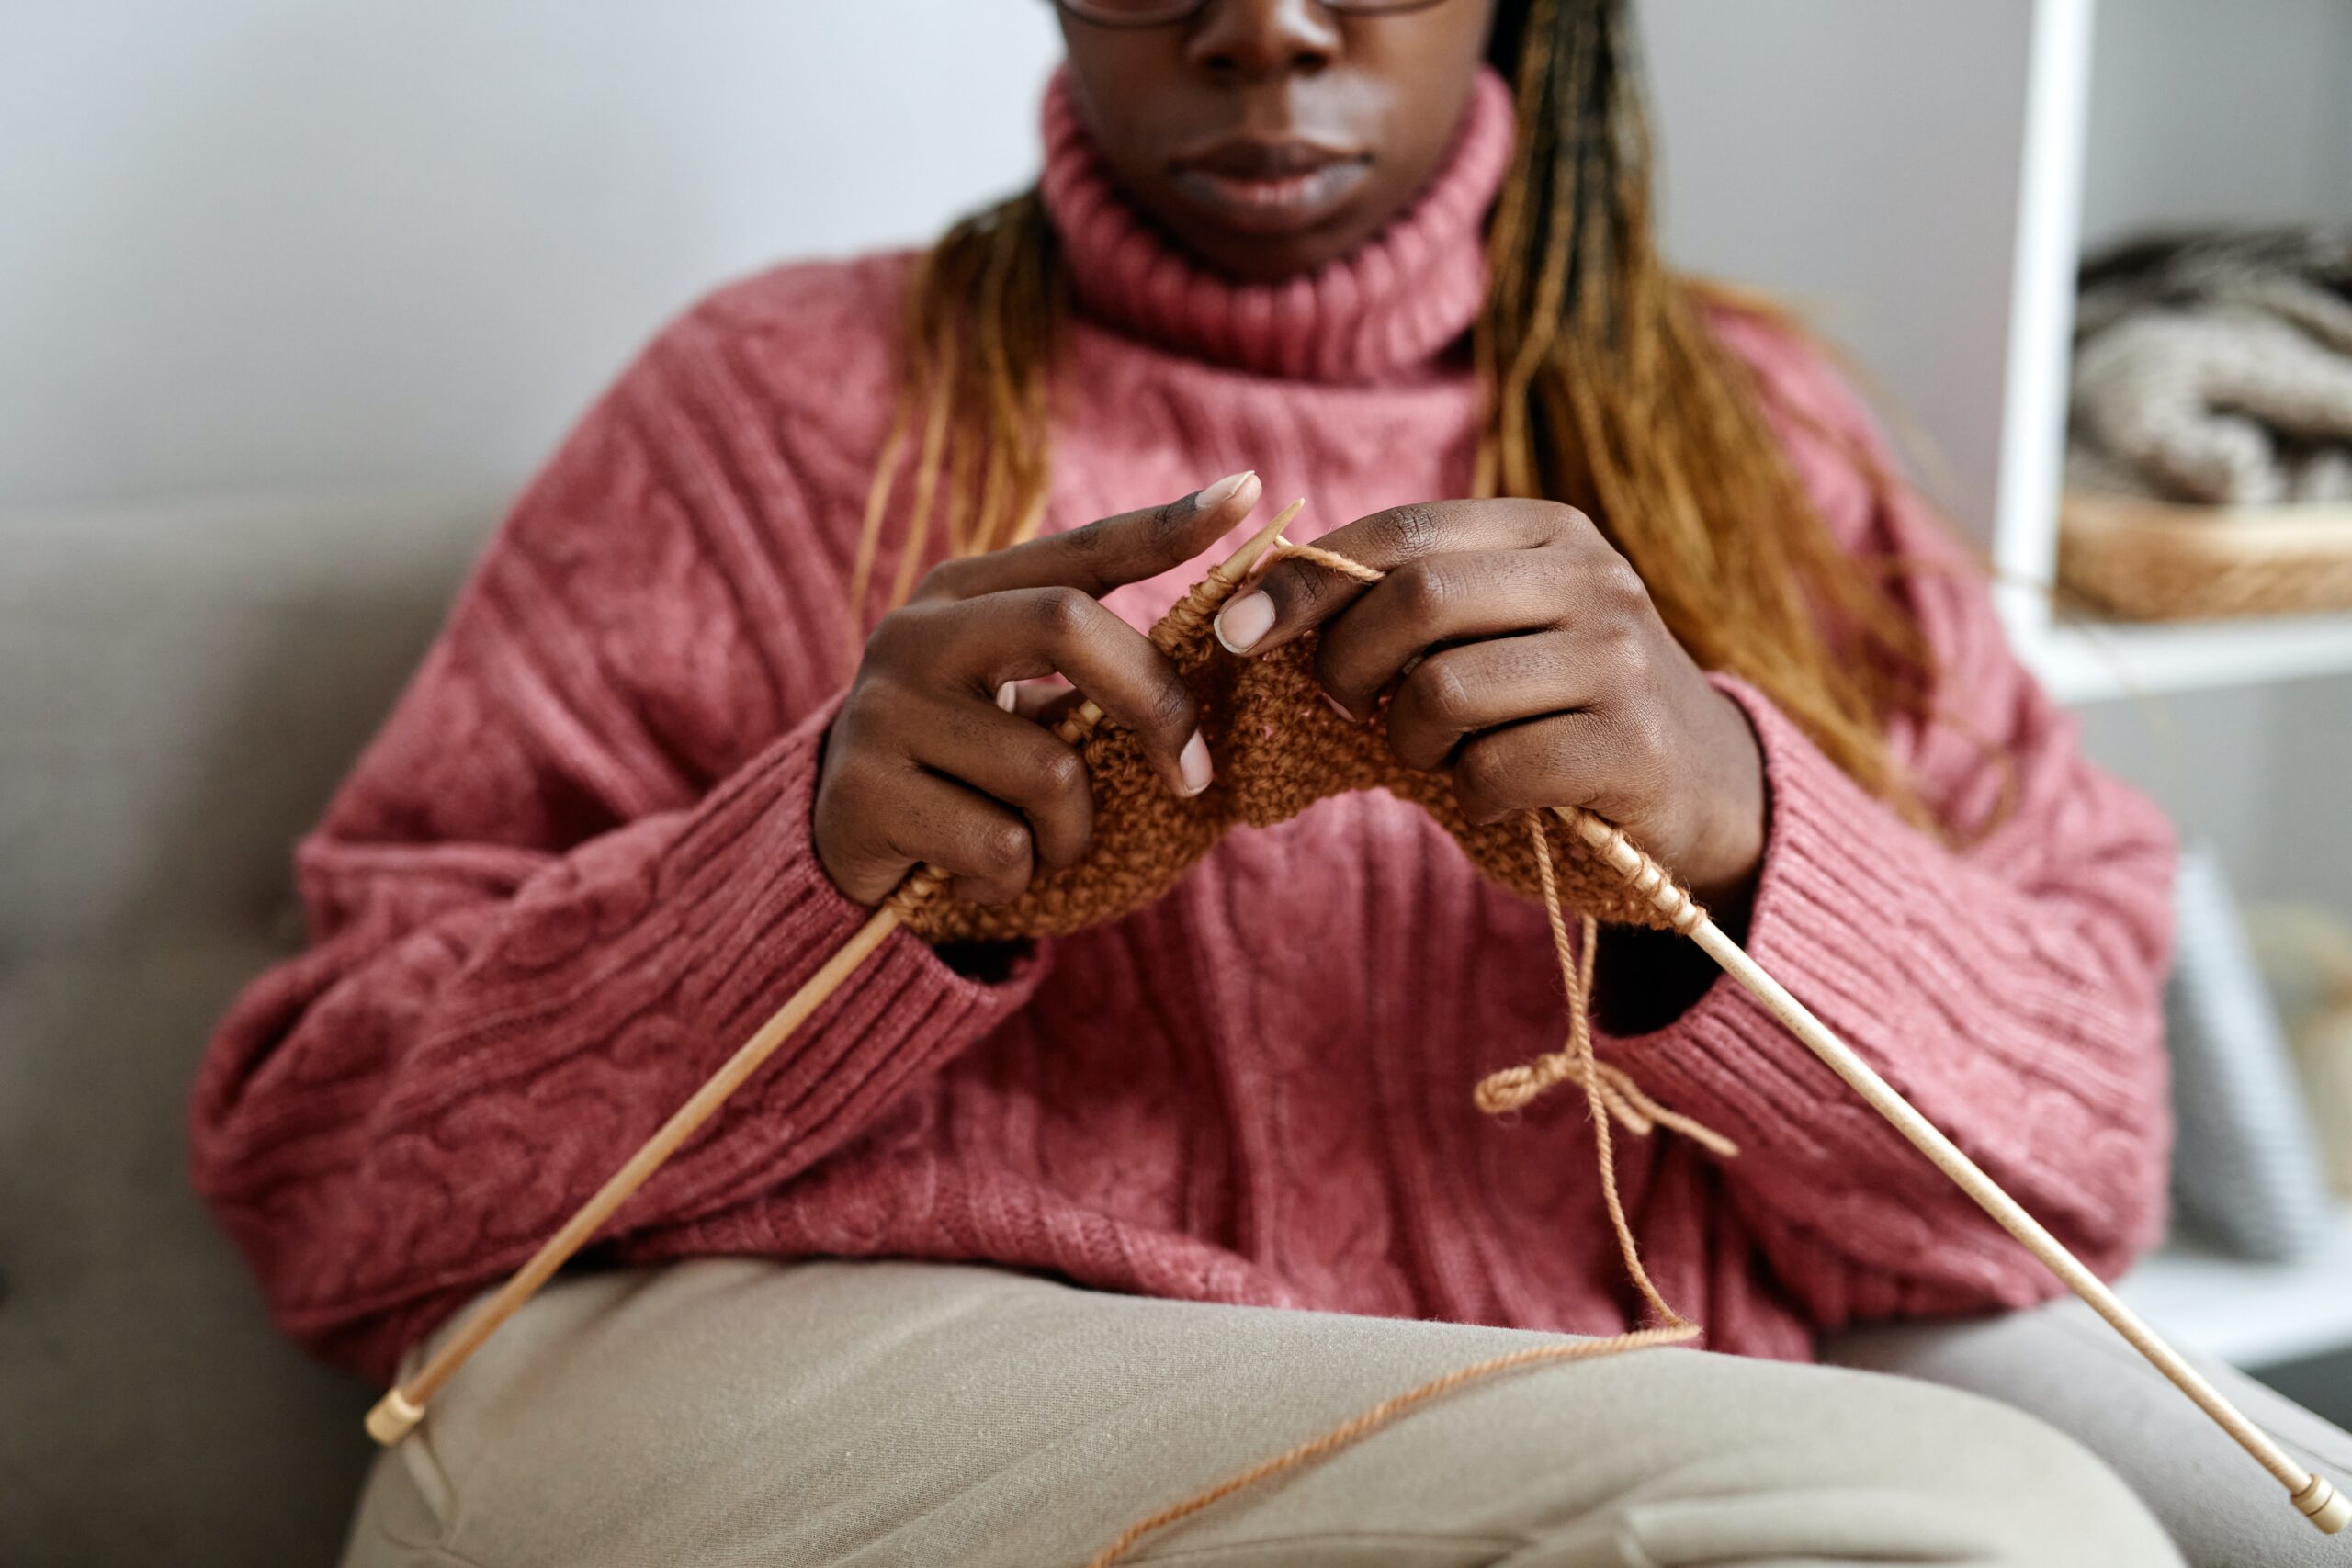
[{"x1": 2070, "y1": 231, "x2": 2352, "y2": 506}]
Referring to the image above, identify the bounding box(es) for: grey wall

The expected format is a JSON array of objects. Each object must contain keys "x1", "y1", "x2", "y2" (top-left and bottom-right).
[
  {"x1": 0, "y1": 2, "x2": 1061, "y2": 512},
  {"x1": 1640, "y1": 0, "x2": 2041, "y2": 544},
  {"x1": 2077, "y1": 0, "x2": 2352, "y2": 253},
  {"x1": 2076, "y1": 676, "x2": 2352, "y2": 916},
  {"x1": 6, "y1": 0, "x2": 2048, "y2": 539}
]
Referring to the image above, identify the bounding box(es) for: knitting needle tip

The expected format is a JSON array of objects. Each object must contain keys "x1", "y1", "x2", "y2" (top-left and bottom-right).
[{"x1": 1217, "y1": 498, "x2": 1306, "y2": 584}]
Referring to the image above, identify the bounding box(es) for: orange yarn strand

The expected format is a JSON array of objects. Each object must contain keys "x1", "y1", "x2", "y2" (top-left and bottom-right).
[
  {"x1": 1075, "y1": 544, "x2": 1725, "y2": 1567},
  {"x1": 1086, "y1": 1326, "x2": 1695, "y2": 1568}
]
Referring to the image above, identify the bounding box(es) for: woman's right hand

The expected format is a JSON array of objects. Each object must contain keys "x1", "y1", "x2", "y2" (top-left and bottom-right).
[{"x1": 814, "y1": 470, "x2": 1263, "y2": 907}]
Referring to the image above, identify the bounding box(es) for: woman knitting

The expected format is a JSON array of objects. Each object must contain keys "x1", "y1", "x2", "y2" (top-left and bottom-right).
[{"x1": 197, "y1": 2, "x2": 2213, "y2": 1563}]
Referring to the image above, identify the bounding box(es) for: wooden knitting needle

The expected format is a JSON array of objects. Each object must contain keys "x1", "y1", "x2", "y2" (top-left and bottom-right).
[
  {"x1": 363, "y1": 897, "x2": 910, "y2": 1444},
  {"x1": 1550, "y1": 803, "x2": 2350, "y2": 1536},
  {"x1": 1271, "y1": 527, "x2": 2341, "y2": 1533},
  {"x1": 363, "y1": 500, "x2": 1307, "y2": 1448}
]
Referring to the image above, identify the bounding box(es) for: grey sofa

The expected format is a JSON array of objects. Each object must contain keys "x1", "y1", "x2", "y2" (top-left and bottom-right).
[{"x1": 0, "y1": 491, "x2": 497, "y2": 1567}]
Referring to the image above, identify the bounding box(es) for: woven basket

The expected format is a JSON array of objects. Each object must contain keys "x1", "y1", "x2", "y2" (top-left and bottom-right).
[{"x1": 2058, "y1": 489, "x2": 2352, "y2": 621}]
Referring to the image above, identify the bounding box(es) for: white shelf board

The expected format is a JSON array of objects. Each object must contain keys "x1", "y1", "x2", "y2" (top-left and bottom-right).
[
  {"x1": 2119, "y1": 1205, "x2": 2352, "y2": 1369},
  {"x1": 2022, "y1": 611, "x2": 2352, "y2": 705}
]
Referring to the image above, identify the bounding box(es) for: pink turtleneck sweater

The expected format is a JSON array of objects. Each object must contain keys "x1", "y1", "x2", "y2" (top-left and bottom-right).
[{"x1": 192, "y1": 73, "x2": 2176, "y2": 1382}]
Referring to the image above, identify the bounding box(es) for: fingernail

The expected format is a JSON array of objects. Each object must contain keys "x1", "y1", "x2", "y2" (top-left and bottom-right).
[
  {"x1": 1214, "y1": 591, "x2": 1276, "y2": 654},
  {"x1": 996, "y1": 681, "x2": 1019, "y2": 712},
  {"x1": 1321, "y1": 693, "x2": 1355, "y2": 721},
  {"x1": 1194, "y1": 469, "x2": 1254, "y2": 512},
  {"x1": 1178, "y1": 730, "x2": 1214, "y2": 796}
]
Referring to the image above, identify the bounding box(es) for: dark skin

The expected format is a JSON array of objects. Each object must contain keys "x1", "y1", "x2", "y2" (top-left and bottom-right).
[
  {"x1": 817, "y1": 0, "x2": 1766, "y2": 1015},
  {"x1": 1057, "y1": 0, "x2": 1495, "y2": 281}
]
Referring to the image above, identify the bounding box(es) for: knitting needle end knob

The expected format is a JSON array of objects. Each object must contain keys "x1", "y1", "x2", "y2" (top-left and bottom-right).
[
  {"x1": 2294, "y1": 1472, "x2": 2350, "y2": 1534},
  {"x1": 365, "y1": 1386, "x2": 425, "y2": 1447}
]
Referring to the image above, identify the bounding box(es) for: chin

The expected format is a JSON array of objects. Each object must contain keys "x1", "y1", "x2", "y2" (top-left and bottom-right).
[{"x1": 1176, "y1": 217, "x2": 1384, "y2": 284}]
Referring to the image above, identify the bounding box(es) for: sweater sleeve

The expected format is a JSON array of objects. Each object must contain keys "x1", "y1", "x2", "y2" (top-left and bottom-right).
[
  {"x1": 1601, "y1": 315, "x2": 2177, "y2": 1327},
  {"x1": 189, "y1": 285, "x2": 1046, "y2": 1380}
]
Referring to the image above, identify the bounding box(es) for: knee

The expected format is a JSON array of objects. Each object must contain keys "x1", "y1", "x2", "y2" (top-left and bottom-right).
[
  {"x1": 1381, "y1": 1353, "x2": 2180, "y2": 1567},
  {"x1": 1575, "y1": 1366, "x2": 2177, "y2": 1568},
  {"x1": 1815, "y1": 1380, "x2": 2180, "y2": 1568}
]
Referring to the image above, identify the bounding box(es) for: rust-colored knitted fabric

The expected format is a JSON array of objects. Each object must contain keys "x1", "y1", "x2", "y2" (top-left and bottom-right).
[
  {"x1": 899, "y1": 555, "x2": 1672, "y2": 944},
  {"x1": 893, "y1": 535, "x2": 1733, "y2": 1168}
]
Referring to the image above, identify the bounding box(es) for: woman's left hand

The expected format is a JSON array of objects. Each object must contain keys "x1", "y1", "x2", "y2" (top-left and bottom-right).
[{"x1": 1212, "y1": 498, "x2": 1768, "y2": 910}]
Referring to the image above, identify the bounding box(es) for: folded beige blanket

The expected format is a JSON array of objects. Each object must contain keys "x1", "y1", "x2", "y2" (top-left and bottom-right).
[{"x1": 2070, "y1": 231, "x2": 2352, "y2": 506}]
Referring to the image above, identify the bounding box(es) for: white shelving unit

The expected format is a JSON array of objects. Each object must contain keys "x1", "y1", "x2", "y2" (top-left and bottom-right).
[
  {"x1": 1986, "y1": 0, "x2": 2352, "y2": 708},
  {"x1": 2030, "y1": 613, "x2": 2352, "y2": 706},
  {"x1": 2122, "y1": 1204, "x2": 2352, "y2": 1370},
  {"x1": 1989, "y1": 0, "x2": 2352, "y2": 1368},
  {"x1": 1647, "y1": 0, "x2": 2352, "y2": 712},
  {"x1": 1652, "y1": 0, "x2": 2352, "y2": 1371}
]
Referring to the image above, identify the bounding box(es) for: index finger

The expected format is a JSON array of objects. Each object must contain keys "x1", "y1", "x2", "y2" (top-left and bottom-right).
[
  {"x1": 917, "y1": 470, "x2": 1263, "y2": 603},
  {"x1": 1212, "y1": 498, "x2": 1572, "y2": 656}
]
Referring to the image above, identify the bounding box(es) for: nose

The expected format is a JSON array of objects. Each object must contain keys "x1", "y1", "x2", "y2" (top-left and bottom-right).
[{"x1": 1184, "y1": 0, "x2": 1342, "y2": 80}]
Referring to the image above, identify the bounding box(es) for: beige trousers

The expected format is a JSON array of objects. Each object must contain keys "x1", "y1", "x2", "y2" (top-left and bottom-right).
[
  {"x1": 340, "y1": 1258, "x2": 2193, "y2": 1567},
  {"x1": 1824, "y1": 1297, "x2": 2352, "y2": 1568}
]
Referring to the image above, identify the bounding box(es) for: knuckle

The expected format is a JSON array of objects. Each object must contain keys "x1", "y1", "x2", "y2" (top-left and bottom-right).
[
  {"x1": 1595, "y1": 554, "x2": 1649, "y2": 611},
  {"x1": 1033, "y1": 585, "x2": 1095, "y2": 638},
  {"x1": 1037, "y1": 744, "x2": 1091, "y2": 800},
  {"x1": 977, "y1": 818, "x2": 1034, "y2": 877},
  {"x1": 861, "y1": 604, "x2": 919, "y2": 663},
  {"x1": 912, "y1": 557, "x2": 971, "y2": 602},
  {"x1": 1267, "y1": 558, "x2": 1329, "y2": 617},
  {"x1": 1395, "y1": 561, "x2": 1450, "y2": 622},
  {"x1": 851, "y1": 768, "x2": 922, "y2": 845},
  {"x1": 1144, "y1": 676, "x2": 1197, "y2": 738},
  {"x1": 820, "y1": 840, "x2": 890, "y2": 905},
  {"x1": 835, "y1": 681, "x2": 897, "y2": 742},
  {"x1": 833, "y1": 681, "x2": 879, "y2": 735},
  {"x1": 1420, "y1": 660, "x2": 1476, "y2": 728},
  {"x1": 1383, "y1": 503, "x2": 1445, "y2": 559},
  {"x1": 1453, "y1": 740, "x2": 1510, "y2": 813},
  {"x1": 1545, "y1": 501, "x2": 1598, "y2": 540},
  {"x1": 865, "y1": 599, "x2": 956, "y2": 673},
  {"x1": 1516, "y1": 547, "x2": 1576, "y2": 609}
]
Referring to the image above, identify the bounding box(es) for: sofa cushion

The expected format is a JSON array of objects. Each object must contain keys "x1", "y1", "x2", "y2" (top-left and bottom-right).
[
  {"x1": 0, "y1": 940, "x2": 371, "y2": 1564},
  {"x1": 0, "y1": 491, "x2": 496, "y2": 957},
  {"x1": 0, "y1": 490, "x2": 494, "y2": 1566}
]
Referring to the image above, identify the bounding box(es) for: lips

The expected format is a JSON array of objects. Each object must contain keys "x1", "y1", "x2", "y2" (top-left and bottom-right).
[
  {"x1": 1180, "y1": 136, "x2": 1361, "y2": 180},
  {"x1": 1169, "y1": 136, "x2": 1374, "y2": 235}
]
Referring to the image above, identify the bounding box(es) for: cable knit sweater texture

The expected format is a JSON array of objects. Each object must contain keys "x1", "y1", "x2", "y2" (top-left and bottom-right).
[{"x1": 191, "y1": 73, "x2": 2177, "y2": 1382}]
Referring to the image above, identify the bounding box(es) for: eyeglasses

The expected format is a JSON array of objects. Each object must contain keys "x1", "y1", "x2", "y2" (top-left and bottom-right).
[{"x1": 1055, "y1": 0, "x2": 1448, "y2": 28}]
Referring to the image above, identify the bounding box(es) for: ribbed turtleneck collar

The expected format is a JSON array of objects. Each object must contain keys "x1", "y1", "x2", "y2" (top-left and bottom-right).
[{"x1": 1038, "y1": 67, "x2": 1515, "y2": 384}]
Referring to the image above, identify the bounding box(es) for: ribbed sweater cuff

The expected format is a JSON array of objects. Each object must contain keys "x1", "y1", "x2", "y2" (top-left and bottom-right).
[
  {"x1": 650, "y1": 695, "x2": 1048, "y2": 1196},
  {"x1": 1600, "y1": 675, "x2": 1977, "y2": 1171},
  {"x1": 1596, "y1": 676, "x2": 2172, "y2": 1321}
]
